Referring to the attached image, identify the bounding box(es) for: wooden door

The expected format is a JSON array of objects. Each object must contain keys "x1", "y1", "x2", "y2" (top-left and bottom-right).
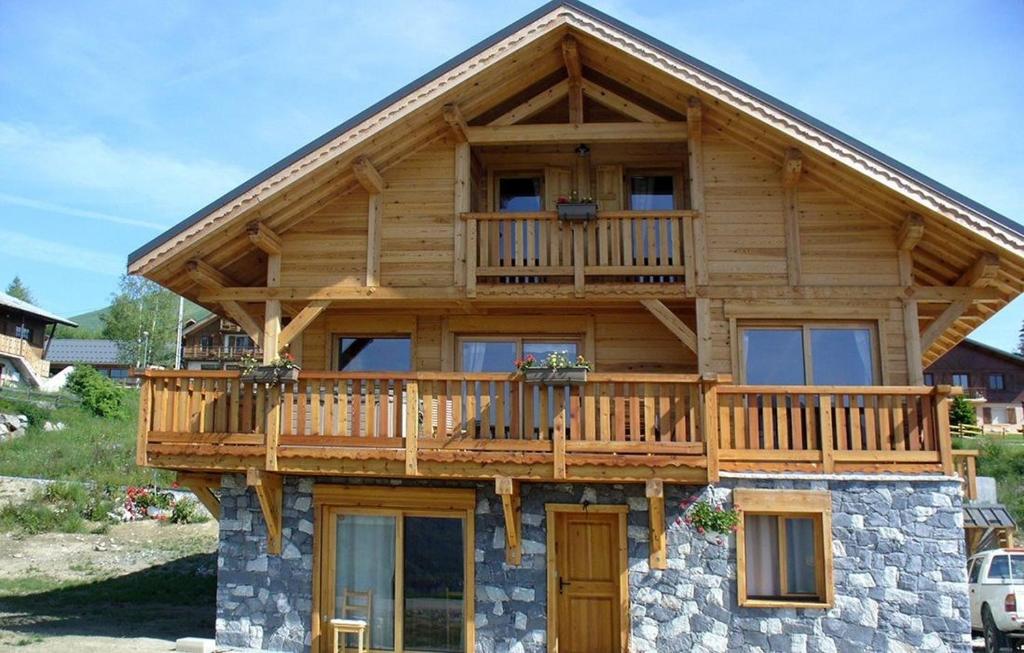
[{"x1": 552, "y1": 510, "x2": 624, "y2": 653}]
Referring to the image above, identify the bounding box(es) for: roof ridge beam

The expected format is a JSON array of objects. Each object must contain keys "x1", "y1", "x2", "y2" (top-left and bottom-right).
[{"x1": 562, "y1": 36, "x2": 583, "y2": 123}]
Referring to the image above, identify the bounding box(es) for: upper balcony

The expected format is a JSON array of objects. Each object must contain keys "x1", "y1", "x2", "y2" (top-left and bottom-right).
[
  {"x1": 136, "y1": 370, "x2": 960, "y2": 484},
  {"x1": 182, "y1": 344, "x2": 262, "y2": 361},
  {"x1": 0, "y1": 333, "x2": 49, "y2": 378}
]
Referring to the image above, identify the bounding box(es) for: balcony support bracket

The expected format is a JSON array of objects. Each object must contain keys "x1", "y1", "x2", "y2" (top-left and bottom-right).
[
  {"x1": 496, "y1": 477, "x2": 522, "y2": 566},
  {"x1": 247, "y1": 468, "x2": 283, "y2": 555},
  {"x1": 176, "y1": 472, "x2": 222, "y2": 521},
  {"x1": 646, "y1": 479, "x2": 667, "y2": 570},
  {"x1": 641, "y1": 299, "x2": 697, "y2": 353}
]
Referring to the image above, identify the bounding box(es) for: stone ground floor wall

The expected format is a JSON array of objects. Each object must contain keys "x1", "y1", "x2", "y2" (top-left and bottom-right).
[{"x1": 215, "y1": 475, "x2": 970, "y2": 653}]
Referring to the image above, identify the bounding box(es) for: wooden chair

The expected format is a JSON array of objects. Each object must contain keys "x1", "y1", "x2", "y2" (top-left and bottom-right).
[{"x1": 331, "y1": 589, "x2": 372, "y2": 653}]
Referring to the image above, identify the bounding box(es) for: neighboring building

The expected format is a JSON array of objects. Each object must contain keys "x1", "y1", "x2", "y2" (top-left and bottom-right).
[
  {"x1": 126, "y1": 3, "x2": 1024, "y2": 652},
  {"x1": 0, "y1": 291, "x2": 76, "y2": 387},
  {"x1": 925, "y1": 338, "x2": 1024, "y2": 431},
  {"x1": 46, "y1": 339, "x2": 132, "y2": 382},
  {"x1": 181, "y1": 314, "x2": 260, "y2": 370}
]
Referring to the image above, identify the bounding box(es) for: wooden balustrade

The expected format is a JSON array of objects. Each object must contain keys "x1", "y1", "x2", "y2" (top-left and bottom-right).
[
  {"x1": 136, "y1": 371, "x2": 958, "y2": 479},
  {"x1": 462, "y1": 210, "x2": 696, "y2": 295}
]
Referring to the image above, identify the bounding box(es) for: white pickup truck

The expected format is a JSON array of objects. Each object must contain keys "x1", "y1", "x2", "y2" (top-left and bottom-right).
[{"x1": 968, "y1": 548, "x2": 1024, "y2": 652}]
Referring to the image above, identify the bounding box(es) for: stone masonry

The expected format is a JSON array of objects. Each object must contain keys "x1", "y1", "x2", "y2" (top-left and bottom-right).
[{"x1": 215, "y1": 475, "x2": 969, "y2": 653}]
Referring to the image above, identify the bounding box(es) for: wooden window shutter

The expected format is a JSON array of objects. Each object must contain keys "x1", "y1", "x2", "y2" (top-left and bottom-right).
[
  {"x1": 544, "y1": 167, "x2": 573, "y2": 210},
  {"x1": 595, "y1": 164, "x2": 624, "y2": 211}
]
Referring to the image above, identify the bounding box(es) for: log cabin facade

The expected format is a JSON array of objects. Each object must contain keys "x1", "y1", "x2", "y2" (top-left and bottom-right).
[{"x1": 129, "y1": 3, "x2": 1024, "y2": 651}]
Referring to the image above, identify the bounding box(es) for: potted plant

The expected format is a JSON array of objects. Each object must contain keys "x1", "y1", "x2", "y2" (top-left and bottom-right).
[
  {"x1": 675, "y1": 485, "x2": 741, "y2": 546},
  {"x1": 240, "y1": 352, "x2": 300, "y2": 383},
  {"x1": 515, "y1": 351, "x2": 592, "y2": 385},
  {"x1": 556, "y1": 191, "x2": 598, "y2": 221}
]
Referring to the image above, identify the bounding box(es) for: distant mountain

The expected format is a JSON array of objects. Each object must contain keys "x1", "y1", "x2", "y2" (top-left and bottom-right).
[{"x1": 61, "y1": 302, "x2": 210, "y2": 338}]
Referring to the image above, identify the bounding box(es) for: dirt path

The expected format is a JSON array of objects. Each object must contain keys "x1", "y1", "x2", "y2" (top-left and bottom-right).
[{"x1": 0, "y1": 519, "x2": 218, "y2": 652}]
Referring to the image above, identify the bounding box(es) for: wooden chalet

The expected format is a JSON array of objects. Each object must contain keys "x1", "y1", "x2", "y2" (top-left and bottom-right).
[{"x1": 127, "y1": 2, "x2": 1023, "y2": 652}]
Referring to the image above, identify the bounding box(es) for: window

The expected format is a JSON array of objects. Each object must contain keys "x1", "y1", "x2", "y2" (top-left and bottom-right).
[
  {"x1": 200, "y1": 334, "x2": 214, "y2": 348},
  {"x1": 740, "y1": 324, "x2": 877, "y2": 385},
  {"x1": 628, "y1": 174, "x2": 676, "y2": 210},
  {"x1": 985, "y1": 554, "x2": 1024, "y2": 584},
  {"x1": 989, "y1": 374, "x2": 1005, "y2": 390},
  {"x1": 224, "y1": 334, "x2": 252, "y2": 350},
  {"x1": 458, "y1": 337, "x2": 581, "y2": 373},
  {"x1": 952, "y1": 373, "x2": 969, "y2": 388},
  {"x1": 923, "y1": 372, "x2": 934, "y2": 386},
  {"x1": 968, "y1": 558, "x2": 982, "y2": 584},
  {"x1": 337, "y1": 337, "x2": 412, "y2": 371},
  {"x1": 110, "y1": 368, "x2": 129, "y2": 379},
  {"x1": 497, "y1": 175, "x2": 543, "y2": 212},
  {"x1": 14, "y1": 325, "x2": 32, "y2": 341},
  {"x1": 315, "y1": 486, "x2": 475, "y2": 653},
  {"x1": 735, "y1": 489, "x2": 833, "y2": 608}
]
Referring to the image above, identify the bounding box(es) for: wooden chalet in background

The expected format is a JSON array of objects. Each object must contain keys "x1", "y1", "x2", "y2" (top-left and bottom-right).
[{"x1": 126, "y1": 2, "x2": 1024, "y2": 651}]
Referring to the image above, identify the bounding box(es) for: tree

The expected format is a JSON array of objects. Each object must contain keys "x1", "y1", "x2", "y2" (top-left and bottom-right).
[
  {"x1": 1017, "y1": 321, "x2": 1024, "y2": 356},
  {"x1": 949, "y1": 395, "x2": 977, "y2": 427},
  {"x1": 6, "y1": 276, "x2": 35, "y2": 304},
  {"x1": 101, "y1": 275, "x2": 181, "y2": 368}
]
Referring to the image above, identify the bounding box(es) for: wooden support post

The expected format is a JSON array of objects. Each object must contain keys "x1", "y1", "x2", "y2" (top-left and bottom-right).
[
  {"x1": 405, "y1": 380, "x2": 419, "y2": 476},
  {"x1": 176, "y1": 472, "x2": 222, "y2": 520},
  {"x1": 277, "y1": 300, "x2": 330, "y2": 352},
  {"x1": 701, "y1": 374, "x2": 720, "y2": 482},
  {"x1": 964, "y1": 454, "x2": 978, "y2": 501},
  {"x1": 443, "y1": 104, "x2": 469, "y2": 144},
  {"x1": 819, "y1": 395, "x2": 834, "y2": 472},
  {"x1": 554, "y1": 408, "x2": 567, "y2": 480},
  {"x1": 366, "y1": 193, "x2": 383, "y2": 287},
  {"x1": 247, "y1": 468, "x2": 283, "y2": 555},
  {"x1": 496, "y1": 477, "x2": 521, "y2": 566},
  {"x1": 695, "y1": 297, "x2": 712, "y2": 375},
  {"x1": 135, "y1": 376, "x2": 152, "y2": 466},
  {"x1": 781, "y1": 148, "x2": 803, "y2": 287},
  {"x1": 683, "y1": 215, "x2": 697, "y2": 294},
  {"x1": 466, "y1": 217, "x2": 477, "y2": 298},
  {"x1": 897, "y1": 213, "x2": 925, "y2": 287},
  {"x1": 454, "y1": 142, "x2": 470, "y2": 286},
  {"x1": 264, "y1": 246, "x2": 282, "y2": 363},
  {"x1": 562, "y1": 37, "x2": 582, "y2": 124},
  {"x1": 686, "y1": 97, "x2": 708, "y2": 285},
  {"x1": 641, "y1": 299, "x2": 697, "y2": 353},
  {"x1": 572, "y1": 222, "x2": 585, "y2": 297},
  {"x1": 936, "y1": 385, "x2": 956, "y2": 476},
  {"x1": 903, "y1": 299, "x2": 924, "y2": 384},
  {"x1": 646, "y1": 479, "x2": 666, "y2": 570},
  {"x1": 265, "y1": 384, "x2": 281, "y2": 472}
]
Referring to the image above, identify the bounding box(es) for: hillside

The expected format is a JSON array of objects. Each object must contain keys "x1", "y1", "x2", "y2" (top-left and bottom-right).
[{"x1": 61, "y1": 302, "x2": 209, "y2": 337}]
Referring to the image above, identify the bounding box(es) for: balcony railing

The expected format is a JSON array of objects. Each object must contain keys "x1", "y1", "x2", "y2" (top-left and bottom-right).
[
  {"x1": 462, "y1": 210, "x2": 697, "y2": 296},
  {"x1": 181, "y1": 345, "x2": 261, "y2": 360},
  {"x1": 136, "y1": 371, "x2": 959, "y2": 482},
  {"x1": 0, "y1": 333, "x2": 49, "y2": 378}
]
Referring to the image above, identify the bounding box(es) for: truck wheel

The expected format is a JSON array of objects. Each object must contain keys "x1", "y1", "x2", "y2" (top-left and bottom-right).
[{"x1": 983, "y1": 605, "x2": 1009, "y2": 653}]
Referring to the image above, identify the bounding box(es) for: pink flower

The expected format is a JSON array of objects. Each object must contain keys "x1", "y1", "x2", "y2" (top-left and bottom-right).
[
  {"x1": 731, "y1": 525, "x2": 738, "y2": 532},
  {"x1": 684, "y1": 517, "x2": 692, "y2": 525},
  {"x1": 697, "y1": 526, "x2": 705, "y2": 534},
  {"x1": 674, "y1": 517, "x2": 682, "y2": 526}
]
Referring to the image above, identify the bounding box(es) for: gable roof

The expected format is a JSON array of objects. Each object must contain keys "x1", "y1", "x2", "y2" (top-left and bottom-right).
[
  {"x1": 930, "y1": 337, "x2": 1024, "y2": 369},
  {"x1": 127, "y1": 0, "x2": 1023, "y2": 274},
  {"x1": 0, "y1": 291, "x2": 77, "y2": 327},
  {"x1": 47, "y1": 339, "x2": 123, "y2": 365}
]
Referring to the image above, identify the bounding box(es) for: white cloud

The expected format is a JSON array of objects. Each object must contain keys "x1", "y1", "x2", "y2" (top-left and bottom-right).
[
  {"x1": 0, "y1": 230, "x2": 124, "y2": 276},
  {"x1": 0, "y1": 122, "x2": 249, "y2": 218},
  {"x1": 0, "y1": 192, "x2": 164, "y2": 230}
]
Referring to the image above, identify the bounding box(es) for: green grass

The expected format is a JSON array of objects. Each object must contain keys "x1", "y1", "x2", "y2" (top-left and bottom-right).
[
  {"x1": 957, "y1": 436, "x2": 1024, "y2": 525},
  {"x1": 0, "y1": 391, "x2": 171, "y2": 488}
]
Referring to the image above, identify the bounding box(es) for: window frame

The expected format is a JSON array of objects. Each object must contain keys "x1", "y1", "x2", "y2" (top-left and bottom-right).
[
  {"x1": 624, "y1": 168, "x2": 684, "y2": 210},
  {"x1": 951, "y1": 372, "x2": 970, "y2": 388},
  {"x1": 332, "y1": 335, "x2": 414, "y2": 372},
  {"x1": 492, "y1": 171, "x2": 545, "y2": 213},
  {"x1": 923, "y1": 372, "x2": 934, "y2": 386},
  {"x1": 455, "y1": 335, "x2": 585, "y2": 372},
  {"x1": 737, "y1": 321, "x2": 881, "y2": 385},
  {"x1": 988, "y1": 373, "x2": 1005, "y2": 390},
  {"x1": 312, "y1": 485, "x2": 476, "y2": 653},
  {"x1": 735, "y1": 488, "x2": 834, "y2": 609}
]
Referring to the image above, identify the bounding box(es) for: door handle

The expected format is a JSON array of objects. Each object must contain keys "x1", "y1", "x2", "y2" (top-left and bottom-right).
[{"x1": 559, "y1": 577, "x2": 572, "y2": 593}]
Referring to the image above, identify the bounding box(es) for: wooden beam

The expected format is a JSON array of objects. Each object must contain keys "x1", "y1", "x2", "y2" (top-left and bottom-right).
[
  {"x1": 641, "y1": 299, "x2": 697, "y2": 353},
  {"x1": 903, "y1": 300, "x2": 924, "y2": 384},
  {"x1": 463, "y1": 122, "x2": 687, "y2": 145},
  {"x1": 352, "y1": 156, "x2": 385, "y2": 194},
  {"x1": 781, "y1": 148, "x2": 803, "y2": 189},
  {"x1": 562, "y1": 37, "x2": 583, "y2": 124},
  {"x1": 263, "y1": 248, "x2": 282, "y2": 363},
  {"x1": 489, "y1": 79, "x2": 569, "y2": 126},
  {"x1": 453, "y1": 142, "x2": 471, "y2": 286},
  {"x1": 897, "y1": 213, "x2": 925, "y2": 287},
  {"x1": 405, "y1": 379, "x2": 419, "y2": 476},
  {"x1": 958, "y1": 252, "x2": 1000, "y2": 288},
  {"x1": 442, "y1": 104, "x2": 469, "y2": 144},
  {"x1": 496, "y1": 477, "x2": 521, "y2": 566},
  {"x1": 646, "y1": 479, "x2": 666, "y2": 570},
  {"x1": 186, "y1": 259, "x2": 238, "y2": 290},
  {"x1": 220, "y1": 300, "x2": 263, "y2": 344},
  {"x1": 366, "y1": 193, "x2": 383, "y2": 287},
  {"x1": 246, "y1": 221, "x2": 282, "y2": 256},
  {"x1": 246, "y1": 468, "x2": 282, "y2": 555},
  {"x1": 920, "y1": 254, "x2": 1001, "y2": 349},
  {"x1": 686, "y1": 97, "x2": 708, "y2": 285},
  {"x1": 695, "y1": 297, "x2": 712, "y2": 375},
  {"x1": 176, "y1": 472, "x2": 221, "y2": 521},
  {"x1": 580, "y1": 79, "x2": 665, "y2": 123},
  {"x1": 277, "y1": 300, "x2": 330, "y2": 352}
]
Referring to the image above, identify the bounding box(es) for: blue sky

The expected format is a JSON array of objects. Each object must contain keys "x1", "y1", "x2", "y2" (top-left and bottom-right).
[{"x1": 1, "y1": 1, "x2": 1022, "y2": 349}]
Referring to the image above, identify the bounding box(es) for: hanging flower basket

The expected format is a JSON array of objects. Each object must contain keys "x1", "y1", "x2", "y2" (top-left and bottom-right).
[
  {"x1": 556, "y1": 202, "x2": 598, "y2": 221},
  {"x1": 241, "y1": 366, "x2": 300, "y2": 383},
  {"x1": 521, "y1": 366, "x2": 589, "y2": 385}
]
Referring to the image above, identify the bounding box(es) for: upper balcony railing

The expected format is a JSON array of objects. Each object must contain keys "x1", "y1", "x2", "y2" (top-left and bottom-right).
[
  {"x1": 0, "y1": 333, "x2": 49, "y2": 378},
  {"x1": 462, "y1": 210, "x2": 697, "y2": 296},
  {"x1": 181, "y1": 345, "x2": 262, "y2": 360},
  {"x1": 135, "y1": 370, "x2": 959, "y2": 483}
]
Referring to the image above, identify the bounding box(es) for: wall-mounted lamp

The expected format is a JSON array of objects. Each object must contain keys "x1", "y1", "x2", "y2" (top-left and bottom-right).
[{"x1": 575, "y1": 143, "x2": 590, "y2": 157}]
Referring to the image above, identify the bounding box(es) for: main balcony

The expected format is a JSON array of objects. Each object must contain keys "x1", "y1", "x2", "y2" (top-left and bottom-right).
[{"x1": 136, "y1": 370, "x2": 959, "y2": 483}]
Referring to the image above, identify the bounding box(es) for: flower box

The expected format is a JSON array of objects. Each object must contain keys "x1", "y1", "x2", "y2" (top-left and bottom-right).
[
  {"x1": 241, "y1": 366, "x2": 300, "y2": 383},
  {"x1": 521, "y1": 366, "x2": 589, "y2": 385},
  {"x1": 556, "y1": 202, "x2": 598, "y2": 221}
]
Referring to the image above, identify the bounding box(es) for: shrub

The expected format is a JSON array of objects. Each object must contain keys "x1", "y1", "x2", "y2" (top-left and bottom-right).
[
  {"x1": 170, "y1": 498, "x2": 209, "y2": 524},
  {"x1": 949, "y1": 395, "x2": 976, "y2": 426},
  {"x1": 0, "y1": 482, "x2": 117, "y2": 535},
  {"x1": 0, "y1": 397, "x2": 50, "y2": 427},
  {"x1": 66, "y1": 365, "x2": 128, "y2": 419}
]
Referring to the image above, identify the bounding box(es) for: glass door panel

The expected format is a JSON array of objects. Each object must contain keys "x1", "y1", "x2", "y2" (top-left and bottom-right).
[
  {"x1": 336, "y1": 514, "x2": 397, "y2": 650},
  {"x1": 403, "y1": 517, "x2": 465, "y2": 652}
]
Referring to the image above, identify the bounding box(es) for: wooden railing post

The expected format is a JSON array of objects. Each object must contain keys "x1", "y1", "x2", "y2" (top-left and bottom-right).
[
  {"x1": 818, "y1": 395, "x2": 834, "y2": 473},
  {"x1": 701, "y1": 373, "x2": 720, "y2": 482},
  {"x1": 466, "y1": 217, "x2": 477, "y2": 298},
  {"x1": 405, "y1": 380, "x2": 419, "y2": 476},
  {"x1": 572, "y1": 222, "x2": 585, "y2": 297},
  {"x1": 265, "y1": 383, "x2": 282, "y2": 471},
  {"x1": 935, "y1": 385, "x2": 957, "y2": 476},
  {"x1": 135, "y1": 375, "x2": 152, "y2": 466},
  {"x1": 554, "y1": 403, "x2": 567, "y2": 479}
]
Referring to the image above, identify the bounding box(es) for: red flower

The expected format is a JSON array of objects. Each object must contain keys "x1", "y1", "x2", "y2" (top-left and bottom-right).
[
  {"x1": 674, "y1": 517, "x2": 682, "y2": 526},
  {"x1": 697, "y1": 526, "x2": 705, "y2": 534},
  {"x1": 171, "y1": 482, "x2": 180, "y2": 489}
]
